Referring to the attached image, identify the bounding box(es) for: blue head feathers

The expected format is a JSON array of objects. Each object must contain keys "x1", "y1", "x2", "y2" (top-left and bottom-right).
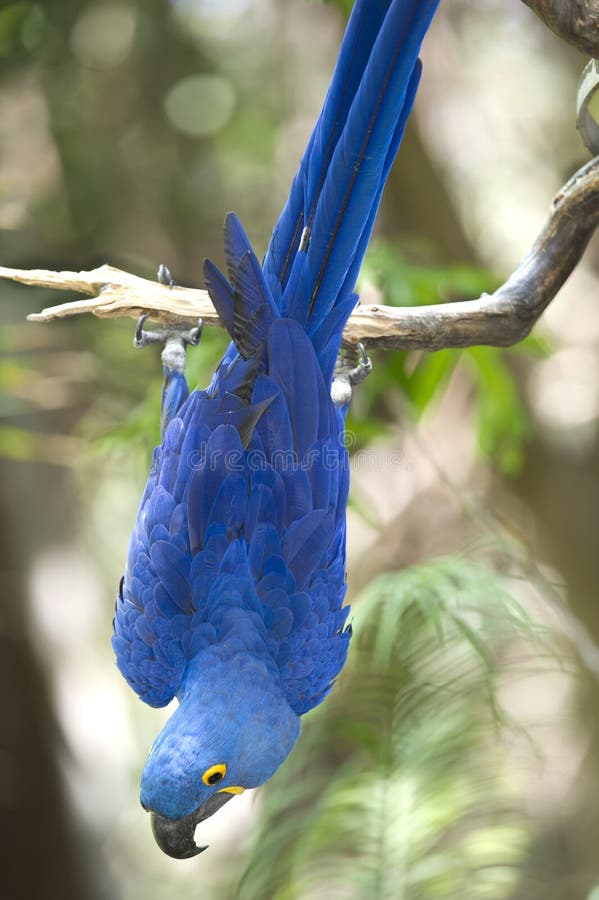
[{"x1": 141, "y1": 645, "x2": 299, "y2": 854}]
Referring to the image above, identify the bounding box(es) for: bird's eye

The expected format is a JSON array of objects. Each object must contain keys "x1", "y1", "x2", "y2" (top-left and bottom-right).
[{"x1": 202, "y1": 763, "x2": 226, "y2": 786}]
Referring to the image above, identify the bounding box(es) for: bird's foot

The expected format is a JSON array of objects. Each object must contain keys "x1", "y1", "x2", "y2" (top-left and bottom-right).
[
  {"x1": 134, "y1": 314, "x2": 203, "y2": 374},
  {"x1": 331, "y1": 342, "x2": 372, "y2": 407},
  {"x1": 134, "y1": 264, "x2": 202, "y2": 374},
  {"x1": 134, "y1": 266, "x2": 203, "y2": 434}
]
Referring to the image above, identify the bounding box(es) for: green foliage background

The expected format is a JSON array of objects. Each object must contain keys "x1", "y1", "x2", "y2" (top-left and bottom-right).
[{"x1": 1, "y1": 2, "x2": 598, "y2": 900}]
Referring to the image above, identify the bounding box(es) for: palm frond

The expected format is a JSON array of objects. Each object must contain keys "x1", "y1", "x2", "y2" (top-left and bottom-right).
[{"x1": 236, "y1": 558, "x2": 564, "y2": 900}]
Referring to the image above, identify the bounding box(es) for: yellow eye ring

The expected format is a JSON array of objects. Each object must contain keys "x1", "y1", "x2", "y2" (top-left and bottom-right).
[{"x1": 202, "y1": 763, "x2": 227, "y2": 786}]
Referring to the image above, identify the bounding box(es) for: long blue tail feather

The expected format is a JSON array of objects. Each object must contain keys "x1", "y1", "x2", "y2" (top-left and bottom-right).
[
  {"x1": 304, "y1": 0, "x2": 394, "y2": 226},
  {"x1": 292, "y1": 1, "x2": 439, "y2": 334},
  {"x1": 263, "y1": 0, "x2": 392, "y2": 293},
  {"x1": 335, "y1": 60, "x2": 423, "y2": 306},
  {"x1": 260, "y1": 0, "x2": 439, "y2": 384},
  {"x1": 311, "y1": 60, "x2": 423, "y2": 384}
]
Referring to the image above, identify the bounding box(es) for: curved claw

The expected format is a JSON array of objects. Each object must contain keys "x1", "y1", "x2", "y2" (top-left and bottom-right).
[
  {"x1": 348, "y1": 342, "x2": 372, "y2": 386},
  {"x1": 134, "y1": 314, "x2": 149, "y2": 348},
  {"x1": 157, "y1": 263, "x2": 175, "y2": 287},
  {"x1": 188, "y1": 318, "x2": 203, "y2": 346},
  {"x1": 357, "y1": 342, "x2": 371, "y2": 372}
]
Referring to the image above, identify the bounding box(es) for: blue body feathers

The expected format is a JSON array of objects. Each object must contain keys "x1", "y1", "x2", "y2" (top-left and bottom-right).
[{"x1": 113, "y1": 0, "x2": 440, "y2": 832}]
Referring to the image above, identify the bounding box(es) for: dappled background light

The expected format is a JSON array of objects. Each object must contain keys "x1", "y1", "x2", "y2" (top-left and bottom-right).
[
  {"x1": 164, "y1": 74, "x2": 235, "y2": 137},
  {"x1": 1, "y1": 1, "x2": 599, "y2": 898},
  {"x1": 70, "y1": 4, "x2": 138, "y2": 70}
]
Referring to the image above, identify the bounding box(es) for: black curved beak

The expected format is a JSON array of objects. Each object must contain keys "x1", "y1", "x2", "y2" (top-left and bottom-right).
[{"x1": 150, "y1": 792, "x2": 234, "y2": 859}]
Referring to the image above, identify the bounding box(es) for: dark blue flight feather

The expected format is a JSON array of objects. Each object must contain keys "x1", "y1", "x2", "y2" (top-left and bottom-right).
[{"x1": 263, "y1": 0, "x2": 394, "y2": 293}]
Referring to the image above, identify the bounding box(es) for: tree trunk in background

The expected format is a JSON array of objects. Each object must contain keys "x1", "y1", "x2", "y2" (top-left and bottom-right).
[
  {"x1": 382, "y1": 121, "x2": 478, "y2": 264},
  {"x1": 0, "y1": 459, "x2": 110, "y2": 900},
  {"x1": 511, "y1": 434, "x2": 599, "y2": 899}
]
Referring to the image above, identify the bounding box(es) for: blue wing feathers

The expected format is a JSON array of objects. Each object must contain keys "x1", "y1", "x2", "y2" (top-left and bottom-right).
[
  {"x1": 207, "y1": 474, "x2": 247, "y2": 537},
  {"x1": 203, "y1": 258, "x2": 234, "y2": 337},
  {"x1": 187, "y1": 424, "x2": 245, "y2": 553},
  {"x1": 223, "y1": 211, "x2": 256, "y2": 286},
  {"x1": 114, "y1": 0, "x2": 438, "y2": 714},
  {"x1": 149, "y1": 541, "x2": 191, "y2": 611}
]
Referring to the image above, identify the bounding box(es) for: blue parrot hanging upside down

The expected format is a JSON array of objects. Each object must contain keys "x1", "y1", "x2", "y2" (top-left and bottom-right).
[{"x1": 112, "y1": 0, "x2": 440, "y2": 859}]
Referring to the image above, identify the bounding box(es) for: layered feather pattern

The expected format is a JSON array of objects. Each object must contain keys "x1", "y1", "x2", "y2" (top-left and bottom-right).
[{"x1": 113, "y1": 309, "x2": 351, "y2": 713}]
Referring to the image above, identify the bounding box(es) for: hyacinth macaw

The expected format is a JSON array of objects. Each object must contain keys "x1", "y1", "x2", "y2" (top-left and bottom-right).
[{"x1": 112, "y1": 0, "x2": 440, "y2": 859}]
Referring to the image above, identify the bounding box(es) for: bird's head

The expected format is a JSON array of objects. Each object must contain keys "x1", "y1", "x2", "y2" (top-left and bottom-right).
[{"x1": 140, "y1": 649, "x2": 300, "y2": 858}]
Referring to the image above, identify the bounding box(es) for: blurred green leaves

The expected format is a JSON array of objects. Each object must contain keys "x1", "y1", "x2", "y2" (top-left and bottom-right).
[
  {"x1": 164, "y1": 74, "x2": 235, "y2": 137},
  {"x1": 466, "y1": 346, "x2": 530, "y2": 474},
  {"x1": 0, "y1": 3, "x2": 44, "y2": 58},
  {"x1": 351, "y1": 240, "x2": 549, "y2": 474},
  {"x1": 363, "y1": 240, "x2": 497, "y2": 309},
  {"x1": 70, "y1": 3, "x2": 138, "y2": 70},
  {"x1": 237, "y1": 557, "x2": 558, "y2": 900}
]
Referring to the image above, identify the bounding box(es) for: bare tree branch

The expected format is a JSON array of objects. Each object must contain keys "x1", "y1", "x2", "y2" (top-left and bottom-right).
[
  {"x1": 8, "y1": 264, "x2": 217, "y2": 327},
  {"x1": 349, "y1": 155, "x2": 599, "y2": 350},
  {"x1": 2, "y1": 156, "x2": 598, "y2": 352},
  {"x1": 522, "y1": 0, "x2": 599, "y2": 57}
]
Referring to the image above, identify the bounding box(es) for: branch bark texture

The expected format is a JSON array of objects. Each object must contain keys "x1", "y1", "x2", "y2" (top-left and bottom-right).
[{"x1": 522, "y1": 0, "x2": 599, "y2": 57}]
